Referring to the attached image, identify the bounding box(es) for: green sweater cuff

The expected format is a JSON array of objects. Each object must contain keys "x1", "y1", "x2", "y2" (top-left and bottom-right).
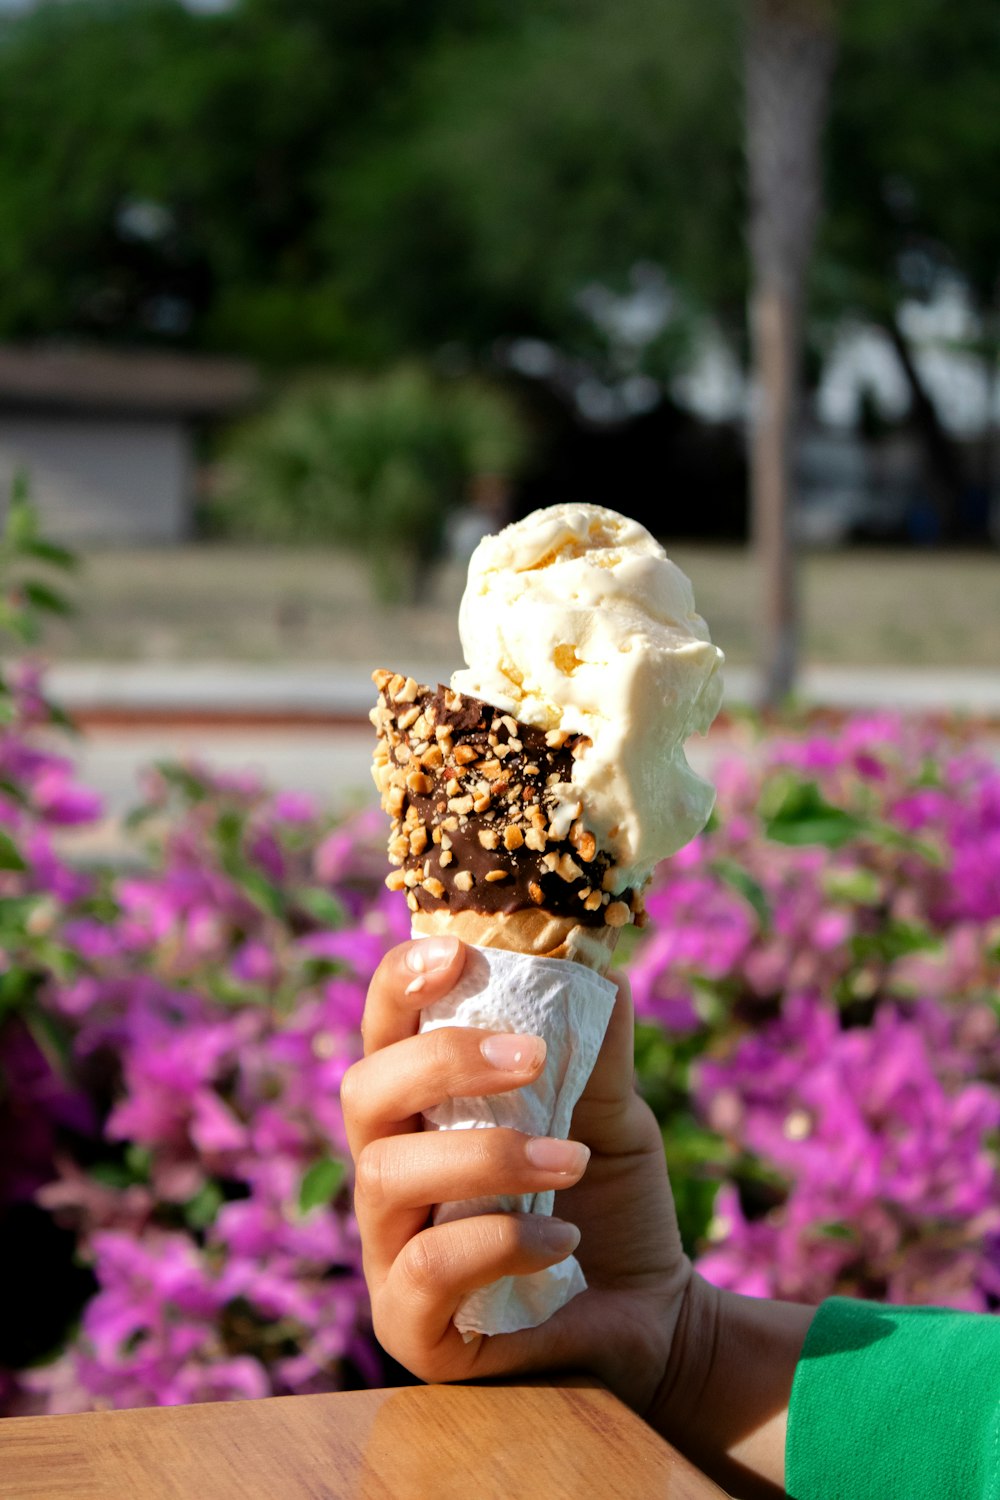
[{"x1": 787, "y1": 1297, "x2": 1000, "y2": 1500}]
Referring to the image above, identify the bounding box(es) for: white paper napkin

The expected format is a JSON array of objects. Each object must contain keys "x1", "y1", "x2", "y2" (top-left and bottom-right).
[{"x1": 417, "y1": 942, "x2": 617, "y2": 1339}]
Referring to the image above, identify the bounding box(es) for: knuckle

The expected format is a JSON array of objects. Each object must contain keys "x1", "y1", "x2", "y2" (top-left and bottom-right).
[
  {"x1": 338, "y1": 1061, "x2": 364, "y2": 1121},
  {"x1": 396, "y1": 1230, "x2": 440, "y2": 1299},
  {"x1": 429, "y1": 1026, "x2": 490, "y2": 1097},
  {"x1": 353, "y1": 1142, "x2": 391, "y2": 1206}
]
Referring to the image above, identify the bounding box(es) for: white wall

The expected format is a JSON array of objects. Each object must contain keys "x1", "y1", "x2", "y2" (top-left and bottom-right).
[{"x1": 0, "y1": 414, "x2": 193, "y2": 543}]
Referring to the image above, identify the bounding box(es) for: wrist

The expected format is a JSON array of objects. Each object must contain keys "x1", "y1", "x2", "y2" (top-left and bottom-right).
[
  {"x1": 647, "y1": 1273, "x2": 816, "y2": 1498},
  {"x1": 645, "y1": 1266, "x2": 721, "y2": 1436}
]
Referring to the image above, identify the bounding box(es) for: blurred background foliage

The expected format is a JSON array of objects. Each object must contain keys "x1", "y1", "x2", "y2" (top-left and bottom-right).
[{"x1": 0, "y1": 0, "x2": 994, "y2": 377}]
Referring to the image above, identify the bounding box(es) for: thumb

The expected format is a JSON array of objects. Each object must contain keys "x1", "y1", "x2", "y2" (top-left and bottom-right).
[{"x1": 572, "y1": 972, "x2": 637, "y2": 1133}]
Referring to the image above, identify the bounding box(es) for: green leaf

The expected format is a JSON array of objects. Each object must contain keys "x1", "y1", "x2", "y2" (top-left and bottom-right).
[
  {"x1": 822, "y1": 867, "x2": 882, "y2": 905},
  {"x1": 295, "y1": 887, "x2": 347, "y2": 928},
  {"x1": 0, "y1": 829, "x2": 27, "y2": 871},
  {"x1": 5, "y1": 485, "x2": 36, "y2": 548},
  {"x1": 23, "y1": 580, "x2": 72, "y2": 616},
  {"x1": 21, "y1": 539, "x2": 77, "y2": 571},
  {"x1": 710, "y1": 859, "x2": 771, "y2": 927},
  {"x1": 0, "y1": 965, "x2": 35, "y2": 1014},
  {"x1": 45, "y1": 700, "x2": 80, "y2": 737},
  {"x1": 24, "y1": 1003, "x2": 73, "y2": 1075},
  {"x1": 154, "y1": 761, "x2": 209, "y2": 804},
  {"x1": 764, "y1": 779, "x2": 867, "y2": 848},
  {"x1": 125, "y1": 1144, "x2": 152, "y2": 1180},
  {"x1": 184, "y1": 1180, "x2": 224, "y2": 1229},
  {"x1": 299, "y1": 1155, "x2": 346, "y2": 1213}
]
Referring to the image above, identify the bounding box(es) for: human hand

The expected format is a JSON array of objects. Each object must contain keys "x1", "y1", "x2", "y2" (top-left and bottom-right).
[{"x1": 341, "y1": 936, "x2": 693, "y2": 1413}]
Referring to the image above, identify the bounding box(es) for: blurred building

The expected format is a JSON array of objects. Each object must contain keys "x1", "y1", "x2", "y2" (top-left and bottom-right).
[{"x1": 0, "y1": 346, "x2": 258, "y2": 543}]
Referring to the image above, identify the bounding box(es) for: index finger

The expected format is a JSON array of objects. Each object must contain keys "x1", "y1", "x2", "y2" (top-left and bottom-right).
[{"x1": 362, "y1": 936, "x2": 466, "y2": 1054}]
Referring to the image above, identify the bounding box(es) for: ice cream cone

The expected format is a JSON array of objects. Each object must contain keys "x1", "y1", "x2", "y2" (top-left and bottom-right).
[
  {"x1": 409, "y1": 906, "x2": 620, "y2": 974},
  {"x1": 370, "y1": 669, "x2": 644, "y2": 970}
]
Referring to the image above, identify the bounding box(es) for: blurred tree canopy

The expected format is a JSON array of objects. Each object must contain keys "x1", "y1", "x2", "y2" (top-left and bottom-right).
[{"x1": 0, "y1": 0, "x2": 996, "y2": 384}]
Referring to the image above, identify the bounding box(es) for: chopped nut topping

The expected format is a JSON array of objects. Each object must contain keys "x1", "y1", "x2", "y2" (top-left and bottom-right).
[
  {"x1": 398, "y1": 677, "x2": 419, "y2": 704},
  {"x1": 480, "y1": 759, "x2": 502, "y2": 779},
  {"x1": 501, "y1": 715, "x2": 519, "y2": 735},
  {"x1": 473, "y1": 793, "x2": 492, "y2": 813},
  {"x1": 388, "y1": 673, "x2": 405, "y2": 699},
  {"x1": 423, "y1": 876, "x2": 445, "y2": 899},
  {"x1": 494, "y1": 742, "x2": 511, "y2": 759},
  {"x1": 372, "y1": 668, "x2": 393, "y2": 692},
  {"x1": 384, "y1": 870, "x2": 407, "y2": 891},
  {"x1": 454, "y1": 744, "x2": 478, "y2": 765},
  {"x1": 545, "y1": 728, "x2": 569, "y2": 748},
  {"x1": 605, "y1": 901, "x2": 631, "y2": 928},
  {"x1": 558, "y1": 853, "x2": 584, "y2": 882},
  {"x1": 406, "y1": 891, "x2": 418, "y2": 911},
  {"x1": 398, "y1": 706, "x2": 420, "y2": 731},
  {"x1": 393, "y1": 744, "x2": 411, "y2": 765},
  {"x1": 406, "y1": 771, "x2": 432, "y2": 796},
  {"x1": 478, "y1": 829, "x2": 499, "y2": 850},
  {"x1": 440, "y1": 834, "x2": 452, "y2": 850},
  {"x1": 528, "y1": 881, "x2": 544, "y2": 905},
  {"x1": 524, "y1": 827, "x2": 546, "y2": 852},
  {"x1": 447, "y1": 795, "x2": 474, "y2": 815},
  {"x1": 571, "y1": 826, "x2": 597, "y2": 863},
  {"x1": 485, "y1": 869, "x2": 509, "y2": 882},
  {"x1": 508, "y1": 738, "x2": 522, "y2": 753},
  {"x1": 454, "y1": 870, "x2": 474, "y2": 892},
  {"x1": 408, "y1": 827, "x2": 428, "y2": 857},
  {"x1": 503, "y1": 825, "x2": 524, "y2": 851},
  {"x1": 523, "y1": 763, "x2": 539, "y2": 777},
  {"x1": 439, "y1": 850, "x2": 453, "y2": 867},
  {"x1": 422, "y1": 744, "x2": 444, "y2": 769},
  {"x1": 583, "y1": 889, "x2": 604, "y2": 912}
]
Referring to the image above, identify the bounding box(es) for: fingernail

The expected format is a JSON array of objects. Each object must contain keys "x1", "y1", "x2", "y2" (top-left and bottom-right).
[
  {"x1": 406, "y1": 936, "x2": 460, "y2": 975},
  {"x1": 531, "y1": 1219, "x2": 581, "y2": 1255},
  {"x1": 480, "y1": 1033, "x2": 546, "y2": 1071},
  {"x1": 525, "y1": 1137, "x2": 590, "y2": 1175}
]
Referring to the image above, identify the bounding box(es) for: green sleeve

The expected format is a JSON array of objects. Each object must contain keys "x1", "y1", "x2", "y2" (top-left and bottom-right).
[{"x1": 786, "y1": 1297, "x2": 1000, "y2": 1500}]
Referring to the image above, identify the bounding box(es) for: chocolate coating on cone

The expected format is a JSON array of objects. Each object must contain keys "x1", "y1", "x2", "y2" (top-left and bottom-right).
[{"x1": 371, "y1": 670, "x2": 643, "y2": 930}]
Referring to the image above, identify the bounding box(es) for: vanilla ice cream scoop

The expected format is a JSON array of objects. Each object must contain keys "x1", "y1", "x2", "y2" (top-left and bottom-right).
[{"x1": 450, "y1": 503, "x2": 724, "y2": 889}]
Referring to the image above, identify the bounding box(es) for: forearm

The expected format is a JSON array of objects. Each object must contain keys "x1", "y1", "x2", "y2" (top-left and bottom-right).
[{"x1": 648, "y1": 1270, "x2": 816, "y2": 1499}]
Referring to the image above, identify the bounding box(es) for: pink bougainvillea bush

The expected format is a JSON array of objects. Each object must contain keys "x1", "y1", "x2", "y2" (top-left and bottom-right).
[
  {"x1": 3, "y1": 499, "x2": 1000, "y2": 1413},
  {"x1": 630, "y1": 716, "x2": 1000, "y2": 1310},
  {"x1": 0, "y1": 669, "x2": 402, "y2": 1412}
]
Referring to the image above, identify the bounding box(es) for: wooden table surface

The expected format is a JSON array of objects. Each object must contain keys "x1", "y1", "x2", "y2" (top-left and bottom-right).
[{"x1": 0, "y1": 1382, "x2": 728, "y2": 1499}]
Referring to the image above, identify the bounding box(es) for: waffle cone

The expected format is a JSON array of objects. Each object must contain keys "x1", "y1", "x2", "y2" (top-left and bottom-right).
[{"x1": 411, "y1": 905, "x2": 620, "y2": 975}]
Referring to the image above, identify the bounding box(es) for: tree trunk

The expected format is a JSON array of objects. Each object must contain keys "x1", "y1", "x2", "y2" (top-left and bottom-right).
[{"x1": 745, "y1": 0, "x2": 838, "y2": 706}]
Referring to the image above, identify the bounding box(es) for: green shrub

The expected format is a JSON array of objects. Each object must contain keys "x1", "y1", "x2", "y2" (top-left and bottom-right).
[{"x1": 211, "y1": 366, "x2": 527, "y2": 600}]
